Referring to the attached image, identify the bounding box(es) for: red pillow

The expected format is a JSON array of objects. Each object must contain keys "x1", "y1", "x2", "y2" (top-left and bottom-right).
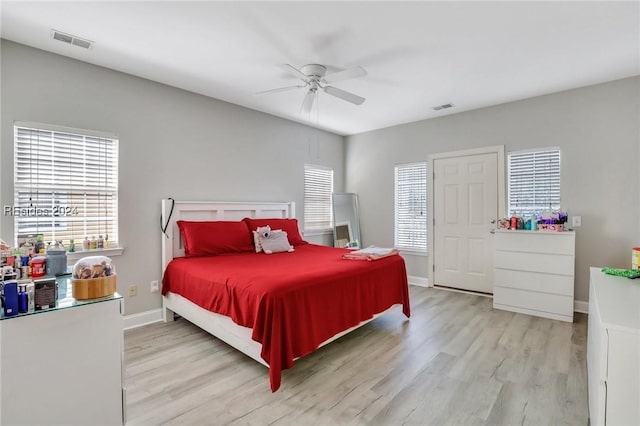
[
  {"x1": 177, "y1": 220, "x2": 254, "y2": 257},
  {"x1": 242, "y1": 218, "x2": 307, "y2": 246}
]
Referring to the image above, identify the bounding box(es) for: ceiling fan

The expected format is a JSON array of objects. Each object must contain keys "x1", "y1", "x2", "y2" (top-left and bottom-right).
[{"x1": 258, "y1": 64, "x2": 367, "y2": 114}]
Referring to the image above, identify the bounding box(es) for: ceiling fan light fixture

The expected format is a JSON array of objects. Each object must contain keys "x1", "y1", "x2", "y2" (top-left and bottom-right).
[
  {"x1": 260, "y1": 63, "x2": 367, "y2": 115},
  {"x1": 300, "y1": 64, "x2": 327, "y2": 78}
]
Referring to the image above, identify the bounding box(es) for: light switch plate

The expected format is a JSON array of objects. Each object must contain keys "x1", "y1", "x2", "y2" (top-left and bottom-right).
[{"x1": 572, "y1": 216, "x2": 582, "y2": 227}]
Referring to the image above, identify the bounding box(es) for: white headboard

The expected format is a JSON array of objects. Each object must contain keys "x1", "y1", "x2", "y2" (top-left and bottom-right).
[{"x1": 160, "y1": 199, "x2": 296, "y2": 273}]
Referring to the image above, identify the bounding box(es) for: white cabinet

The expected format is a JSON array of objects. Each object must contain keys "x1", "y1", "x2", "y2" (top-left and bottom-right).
[
  {"x1": 587, "y1": 267, "x2": 640, "y2": 426},
  {"x1": 0, "y1": 295, "x2": 124, "y2": 425},
  {"x1": 493, "y1": 230, "x2": 575, "y2": 322}
]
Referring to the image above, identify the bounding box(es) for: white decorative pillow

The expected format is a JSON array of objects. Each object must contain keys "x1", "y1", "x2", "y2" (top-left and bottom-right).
[
  {"x1": 253, "y1": 228, "x2": 284, "y2": 252},
  {"x1": 255, "y1": 226, "x2": 294, "y2": 254}
]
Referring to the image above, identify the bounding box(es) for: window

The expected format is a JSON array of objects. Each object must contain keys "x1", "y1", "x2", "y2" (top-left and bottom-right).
[
  {"x1": 395, "y1": 162, "x2": 427, "y2": 252},
  {"x1": 508, "y1": 148, "x2": 561, "y2": 217},
  {"x1": 13, "y1": 123, "x2": 119, "y2": 248},
  {"x1": 304, "y1": 164, "x2": 334, "y2": 233}
]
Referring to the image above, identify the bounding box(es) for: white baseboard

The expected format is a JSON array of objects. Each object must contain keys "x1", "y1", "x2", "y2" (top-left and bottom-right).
[
  {"x1": 408, "y1": 275, "x2": 429, "y2": 287},
  {"x1": 123, "y1": 308, "x2": 163, "y2": 330},
  {"x1": 574, "y1": 300, "x2": 588, "y2": 314}
]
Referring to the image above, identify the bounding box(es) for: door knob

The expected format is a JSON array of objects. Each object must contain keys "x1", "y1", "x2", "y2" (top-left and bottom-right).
[{"x1": 490, "y1": 219, "x2": 496, "y2": 224}]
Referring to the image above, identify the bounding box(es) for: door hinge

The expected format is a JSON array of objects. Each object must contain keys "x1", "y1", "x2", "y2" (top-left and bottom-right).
[{"x1": 433, "y1": 264, "x2": 435, "y2": 272}]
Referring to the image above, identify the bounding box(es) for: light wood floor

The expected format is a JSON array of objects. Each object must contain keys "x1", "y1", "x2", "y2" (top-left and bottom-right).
[{"x1": 124, "y1": 286, "x2": 589, "y2": 425}]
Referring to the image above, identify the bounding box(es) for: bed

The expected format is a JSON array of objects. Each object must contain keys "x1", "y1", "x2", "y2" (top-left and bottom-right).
[{"x1": 160, "y1": 199, "x2": 410, "y2": 391}]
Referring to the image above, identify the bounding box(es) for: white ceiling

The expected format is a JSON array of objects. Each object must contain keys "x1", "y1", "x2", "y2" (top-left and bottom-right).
[{"x1": 2, "y1": 1, "x2": 639, "y2": 136}]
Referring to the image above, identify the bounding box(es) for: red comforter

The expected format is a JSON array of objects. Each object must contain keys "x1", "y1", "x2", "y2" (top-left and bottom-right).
[{"x1": 162, "y1": 244, "x2": 410, "y2": 391}]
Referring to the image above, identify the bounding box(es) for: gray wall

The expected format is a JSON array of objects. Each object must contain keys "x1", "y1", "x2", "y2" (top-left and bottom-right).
[
  {"x1": 0, "y1": 40, "x2": 344, "y2": 315},
  {"x1": 346, "y1": 76, "x2": 640, "y2": 303},
  {"x1": 2, "y1": 39, "x2": 638, "y2": 313}
]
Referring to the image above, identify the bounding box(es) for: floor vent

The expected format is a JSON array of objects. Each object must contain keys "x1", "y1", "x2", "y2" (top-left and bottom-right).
[
  {"x1": 433, "y1": 103, "x2": 454, "y2": 111},
  {"x1": 52, "y1": 30, "x2": 93, "y2": 49}
]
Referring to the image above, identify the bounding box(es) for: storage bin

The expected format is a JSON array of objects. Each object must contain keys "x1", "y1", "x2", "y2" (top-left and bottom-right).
[
  {"x1": 71, "y1": 256, "x2": 116, "y2": 300},
  {"x1": 72, "y1": 275, "x2": 116, "y2": 300}
]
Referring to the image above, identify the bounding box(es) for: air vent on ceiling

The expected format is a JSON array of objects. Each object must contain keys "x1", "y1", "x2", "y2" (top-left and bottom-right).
[
  {"x1": 51, "y1": 30, "x2": 93, "y2": 49},
  {"x1": 433, "y1": 103, "x2": 454, "y2": 111}
]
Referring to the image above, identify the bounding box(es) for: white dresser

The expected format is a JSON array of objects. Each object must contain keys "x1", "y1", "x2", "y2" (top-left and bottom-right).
[
  {"x1": 493, "y1": 230, "x2": 575, "y2": 322},
  {"x1": 0, "y1": 291, "x2": 124, "y2": 425},
  {"x1": 587, "y1": 267, "x2": 640, "y2": 426}
]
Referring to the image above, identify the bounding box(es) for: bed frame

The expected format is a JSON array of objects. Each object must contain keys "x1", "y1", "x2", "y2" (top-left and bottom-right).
[{"x1": 160, "y1": 199, "x2": 398, "y2": 368}]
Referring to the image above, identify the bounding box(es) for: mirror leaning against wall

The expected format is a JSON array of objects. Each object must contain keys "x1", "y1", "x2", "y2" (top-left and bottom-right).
[{"x1": 332, "y1": 193, "x2": 361, "y2": 249}]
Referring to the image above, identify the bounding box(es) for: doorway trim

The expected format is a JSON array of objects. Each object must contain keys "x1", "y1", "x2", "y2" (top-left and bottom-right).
[{"x1": 427, "y1": 145, "x2": 506, "y2": 289}]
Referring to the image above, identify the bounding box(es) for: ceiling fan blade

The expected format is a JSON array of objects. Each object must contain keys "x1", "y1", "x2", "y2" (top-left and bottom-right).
[
  {"x1": 282, "y1": 64, "x2": 311, "y2": 83},
  {"x1": 300, "y1": 90, "x2": 316, "y2": 114},
  {"x1": 322, "y1": 66, "x2": 367, "y2": 84},
  {"x1": 256, "y1": 85, "x2": 306, "y2": 95},
  {"x1": 323, "y1": 86, "x2": 365, "y2": 105}
]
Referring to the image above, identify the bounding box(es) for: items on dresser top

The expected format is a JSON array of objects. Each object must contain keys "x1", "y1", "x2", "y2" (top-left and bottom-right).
[
  {"x1": 2, "y1": 276, "x2": 59, "y2": 317},
  {"x1": 601, "y1": 267, "x2": 640, "y2": 279},
  {"x1": 499, "y1": 211, "x2": 568, "y2": 232},
  {"x1": 1, "y1": 281, "x2": 18, "y2": 317},
  {"x1": 71, "y1": 256, "x2": 116, "y2": 300},
  {"x1": 46, "y1": 241, "x2": 68, "y2": 276},
  {"x1": 1, "y1": 255, "x2": 117, "y2": 318}
]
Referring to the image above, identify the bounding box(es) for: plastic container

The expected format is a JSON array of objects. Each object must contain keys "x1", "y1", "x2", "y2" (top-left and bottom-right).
[
  {"x1": 71, "y1": 256, "x2": 116, "y2": 300},
  {"x1": 31, "y1": 256, "x2": 47, "y2": 278},
  {"x1": 46, "y1": 245, "x2": 67, "y2": 276},
  {"x1": 633, "y1": 247, "x2": 640, "y2": 270},
  {"x1": 538, "y1": 224, "x2": 564, "y2": 232},
  {"x1": 2, "y1": 281, "x2": 19, "y2": 316}
]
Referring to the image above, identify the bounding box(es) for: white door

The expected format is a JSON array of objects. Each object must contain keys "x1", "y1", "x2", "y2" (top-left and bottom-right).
[{"x1": 433, "y1": 152, "x2": 498, "y2": 293}]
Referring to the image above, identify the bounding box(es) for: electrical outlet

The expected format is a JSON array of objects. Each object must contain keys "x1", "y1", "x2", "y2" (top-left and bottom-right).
[
  {"x1": 128, "y1": 284, "x2": 137, "y2": 297},
  {"x1": 572, "y1": 216, "x2": 582, "y2": 227},
  {"x1": 150, "y1": 280, "x2": 159, "y2": 293}
]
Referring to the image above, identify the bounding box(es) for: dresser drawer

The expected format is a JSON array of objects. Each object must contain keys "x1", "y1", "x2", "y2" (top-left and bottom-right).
[
  {"x1": 494, "y1": 286, "x2": 573, "y2": 317},
  {"x1": 495, "y1": 250, "x2": 574, "y2": 276},
  {"x1": 494, "y1": 268, "x2": 574, "y2": 296},
  {"x1": 495, "y1": 231, "x2": 575, "y2": 255}
]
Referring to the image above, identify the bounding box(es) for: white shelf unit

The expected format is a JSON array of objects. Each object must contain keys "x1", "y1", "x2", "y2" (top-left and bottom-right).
[
  {"x1": 587, "y1": 267, "x2": 640, "y2": 426},
  {"x1": 493, "y1": 230, "x2": 575, "y2": 322},
  {"x1": 0, "y1": 296, "x2": 124, "y2": 425}
]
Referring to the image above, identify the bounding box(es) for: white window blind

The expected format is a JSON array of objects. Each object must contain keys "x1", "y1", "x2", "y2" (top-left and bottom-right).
[
  {"x1": 13, "y1": 124, "x2": 119, "y2": 247},
  {"x1": 508, "y1": 148, "x2": 561, "y2": 217},
  {"x1": 304, "y1": 164, "x2": 334, "y2": 232},
  {"x1": 395, "y1": 162, "x2": 427, "y2": 252}
]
